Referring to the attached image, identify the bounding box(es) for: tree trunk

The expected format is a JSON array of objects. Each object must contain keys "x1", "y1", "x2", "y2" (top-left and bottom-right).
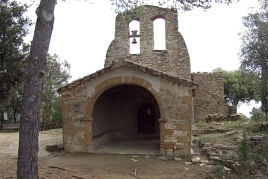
[{"x1": 17, "y1": 1, "x2": 57, "y2": 178}]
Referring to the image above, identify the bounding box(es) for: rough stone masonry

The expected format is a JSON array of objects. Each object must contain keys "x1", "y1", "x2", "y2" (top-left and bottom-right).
[{"x1": 57, "y1": 5, "x2": 235, "y2": 155}]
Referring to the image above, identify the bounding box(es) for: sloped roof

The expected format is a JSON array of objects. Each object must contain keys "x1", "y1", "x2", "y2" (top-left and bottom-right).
[{"x1": 57, "y1": 60, "x2": 198, "y2": 93}]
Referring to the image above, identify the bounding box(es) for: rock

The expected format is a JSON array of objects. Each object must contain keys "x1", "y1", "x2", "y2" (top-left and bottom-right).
[
  {"x1": 185, "y1": 167, "x2": 189, "y2": 171},
  {"x1": 191, "y1": 148, "x2": 194, "y2": 155},
  {"x1": 200, "y1": 159, "x2": 209, "y2": 164},
  {"x1": 46, "y1": 144, "x2": 64, "y2": 152},
  {"x1": 175, "y1": 157, "x2": 181, "y2": 161},
  {"x1": 132, "y1": 155, "x2": 139, "y2": 158},
  {"x1": 158, "y1": 156, "x2": 168, "y2": 161},
  {"x1": 226, "y1": 130, "x2": 240, "y2": 135},
  {"x1": 131, "y1": 159, "x2": 138, "y2": 162},
  {"x1": 224, "y1": 166, "x2": 231, "y2": 171},
  {"x1": 144, "y1": 156, "x2": 150, "y2": 158},
  {"x1": 191, "y1": 156, "x2": 201, "y2": 164},
  {"x1": 251, "y1": 136, "x2": 264, "y2": 141},
  {"x1": 185, "y1": 162, "x2": 192, "y2": 165},
  {"x1": 201, "y1": 143, "x2": 212, "y2": 147}
]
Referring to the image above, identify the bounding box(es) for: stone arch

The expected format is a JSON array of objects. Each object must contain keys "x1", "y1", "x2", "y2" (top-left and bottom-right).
[
  {"x1": 151, "y1": 15, "x2": 165, "y2": 21},
  {"x1": 84, "y1": 76, "x2": 165, "y2": 120}
]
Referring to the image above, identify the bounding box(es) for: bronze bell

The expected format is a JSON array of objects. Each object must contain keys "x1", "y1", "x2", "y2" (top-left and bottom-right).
[{"x1": 132, "y1": 37, "x2": 137, "y2": 44}]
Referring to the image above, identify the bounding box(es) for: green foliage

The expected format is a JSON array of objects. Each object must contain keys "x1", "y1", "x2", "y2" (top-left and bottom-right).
[
  {"x1": 239, "y1": 1, "x2": 268, "y2": 121},
  {"x1": 41, "y1": 54, "x2": 71, "y2": 130},
  {"x1": 250, "y1": 107, "x2": 266, "y2": 121},
  {"x1": 3, "y1": 84, "x2": 23, "y2": 123},
  {"x1": 236, "y1": 130, "x2": 254, "y2": 177},
  {"x1": 0, "y1": 0, "x2": 32, "y2": 102},
  {"x1": 212, "y1": 68, "x2": 256, "y2": 106},
  {"x1": 211, "y1": 165, "x2": 225, "y2": 179},
  {"x1": 257, "y1": 135, "x2": 268, "y2": 158}
]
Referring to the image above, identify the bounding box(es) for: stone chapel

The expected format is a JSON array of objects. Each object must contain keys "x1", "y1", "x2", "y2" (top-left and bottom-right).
[{"x1": 57, "y1": 5, "x2": 234, "y2": 155}]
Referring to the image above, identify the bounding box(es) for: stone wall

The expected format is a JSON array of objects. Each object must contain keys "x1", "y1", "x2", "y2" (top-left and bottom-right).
[
  {"x1": 191, "y1": 72, "x2": 232, "y2": 121},
  {"x1": 159, "y1": 78, "x2": 193, "y2": 155},
  {"x1": 60, "y1": 84, "x2": 89, "y2": 152},
  {"x1": 59, "y1": 70, "x2": 195, "y2": 155},
  {"x1": 105, "y1": 5, "x2": 191, "y2": 80}
]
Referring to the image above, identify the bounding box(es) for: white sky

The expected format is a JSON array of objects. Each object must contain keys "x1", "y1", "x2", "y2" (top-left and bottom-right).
[{"x1": 20, "y1": 0, "x2": 260, "y2": 117}]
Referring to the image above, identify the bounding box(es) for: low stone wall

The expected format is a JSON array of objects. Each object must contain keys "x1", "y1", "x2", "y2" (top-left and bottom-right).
[{"x1": 191, "y1": 72, "x2": 234, "y2": 121}]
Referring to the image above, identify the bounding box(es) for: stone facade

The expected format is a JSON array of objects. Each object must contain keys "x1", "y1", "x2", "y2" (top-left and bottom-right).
[
  {"x1": 105, "y1": 5, "x2": 191, "y2": 80},
  {"x1": 58, "y1": 63, "x2": 197, "y2": 154},
  {"x1": 58, "y1": 5, "x2": 232, "y2": 155}
]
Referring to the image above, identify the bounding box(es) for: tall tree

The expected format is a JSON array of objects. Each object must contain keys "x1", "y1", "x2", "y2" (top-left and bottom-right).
[
  {"x1": 239, "y1": 1, "x2": 268, "y2": 121},
  {"x1": 17, "y1": 0, "x2": 238, "y2": 178},
  {"x1": 0, "y1": 0, "x2": 31, "y2": 103},
  {"x1": 17, "y1": 1, "x2": 57, "y2": 178}
]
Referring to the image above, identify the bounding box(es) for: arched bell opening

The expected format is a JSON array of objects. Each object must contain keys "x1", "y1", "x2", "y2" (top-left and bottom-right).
[{"x1": 92, "y1": 84, "x2": 160, "y2": 154}]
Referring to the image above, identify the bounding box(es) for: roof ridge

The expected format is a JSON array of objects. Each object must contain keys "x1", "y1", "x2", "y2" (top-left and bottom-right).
[{"x1": 57, "y1": 60, "x2": 197, "y2": 93}]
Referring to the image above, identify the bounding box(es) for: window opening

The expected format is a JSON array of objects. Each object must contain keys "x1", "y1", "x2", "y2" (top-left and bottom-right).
[
  {"x1": 129, "y1": 20, "x2": 140, "y2": 54},
  {"x1": 153, "y1": 18, "x2": 166, "y2": 50}
]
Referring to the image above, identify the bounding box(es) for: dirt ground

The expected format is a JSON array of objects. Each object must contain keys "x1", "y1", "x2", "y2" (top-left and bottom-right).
[{"x1": 0, "y1": 131, "x2": 212, "y2": 179}]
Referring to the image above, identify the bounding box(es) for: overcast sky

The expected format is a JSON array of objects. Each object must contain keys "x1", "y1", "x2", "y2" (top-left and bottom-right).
[{"x1": 20, "y1": 0, "x2": 260, "y2": 116}]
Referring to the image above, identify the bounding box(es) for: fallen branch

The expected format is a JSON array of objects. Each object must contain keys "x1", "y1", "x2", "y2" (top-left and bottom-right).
[
  {"x1": 129, "y1": 169, "x2": 141, "y2": 179},
  {"x1": 72, "y1": 175, "x2": 85, "y2": 179},
  {"x1": 47, "y1": 165, "x2": 76, "y2": 173}
]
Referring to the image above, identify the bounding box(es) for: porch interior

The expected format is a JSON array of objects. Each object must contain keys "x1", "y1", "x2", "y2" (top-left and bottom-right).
[
  {"x1": 91, "y1": 84, "x2": 160, "y2": 154},
  {"x1": 93, "y1": 137, "x2": 159, "y2": 155}
]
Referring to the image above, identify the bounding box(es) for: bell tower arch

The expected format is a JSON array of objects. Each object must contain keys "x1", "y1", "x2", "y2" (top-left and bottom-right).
[{"x1": 104, "y1": 5, "x2": 191, "y2": 80}]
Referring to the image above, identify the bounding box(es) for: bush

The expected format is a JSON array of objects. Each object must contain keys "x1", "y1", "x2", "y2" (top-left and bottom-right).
[
  {"x1": 250, "y1": 107, "x2": 266, "y2": 121},
  {"x1": 236, "y1": 130, "x2": 255, "y2": 177}
]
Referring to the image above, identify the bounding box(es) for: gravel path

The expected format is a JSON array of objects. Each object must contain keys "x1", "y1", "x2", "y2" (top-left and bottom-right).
[{"x1": 0, "y1": 129, "x2": 63, "y2": 158}]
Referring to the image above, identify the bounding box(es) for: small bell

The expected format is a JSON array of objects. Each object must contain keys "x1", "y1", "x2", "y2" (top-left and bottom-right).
[{"x1": 132, "y1": 37, "x2": 137, "y2": 44}]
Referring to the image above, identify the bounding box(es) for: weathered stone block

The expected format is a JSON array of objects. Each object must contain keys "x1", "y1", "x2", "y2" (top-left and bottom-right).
[
  {"x1": 173, "y1": 130, "x2": 188, "y2": 136},
  {"x1": 182, "y1": 96, "x2": 191, "y2": 103},
  {"x1": 166, "y1": 149, "x2": 174, "y2": 156},
  {"x1": 175, "y1": 144, "x2": 185, "y2": 150},
  {"x1": 177, "y1": 136, "x2": 191, "y2": 143},
  {"x1": 160, "y1": 142, "x2": 174, "y2": 149},
  {"x1": 115, "y1": 76, "x2": 123, "y2": 83},
  {"x1": 164, "y1": 136, "x2": 177, "y2": 143},
  {"x1": 176, "y1": 125, "x2": 191, "y2": 131},
  {"x1": 61, "y1": 94, "x2": 72, "y2": 99},
  {"x1": 84, "y1": 131, "x2": 92, "y2": 139},
  {"x1": 160, "y1": 147, "x2": 166, "y2": 155},
  {"x1": 164, "y1": 123, "x2": 176, "y2": 130},
  {"x1": 78, "y1": 139, "x2": 90, "y2": 146},
  {"x1": 180, "y1": 111, "x2": 191, "y2": 119}
]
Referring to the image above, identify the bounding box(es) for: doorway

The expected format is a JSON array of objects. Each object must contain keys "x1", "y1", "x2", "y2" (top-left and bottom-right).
[{"x1": 137, "y1": 103, "x2": 155, "y2": 134}]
